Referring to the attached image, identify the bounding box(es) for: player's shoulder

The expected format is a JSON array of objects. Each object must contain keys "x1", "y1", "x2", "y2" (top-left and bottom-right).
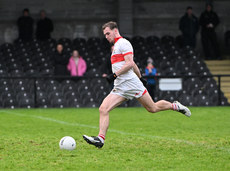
[
  {"x1": 120, "y1": 37, "x2": 131, "y2": 43},
  {"x1": 117, "y1": 37, "x2": 132, "y2": 46}
]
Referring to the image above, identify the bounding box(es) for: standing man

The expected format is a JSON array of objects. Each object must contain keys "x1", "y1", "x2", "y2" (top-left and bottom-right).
[
  {"x1": 36, "y1": 10, "x2": 54, "y2": 41},
  {"x1": 17, "y1": 8, "x2": 34, "y2": 41},
  {"x1": 179, "y1": 6, "x2": 199, "y2": 48},
  {"x1": 101, "y1": 46, "x2": 113, "y2": 78},
  {"x1": 53, "y1": 44, "x2": 69, "y2": 75},
  {"x1": 199, "y1": 3, "x2": 221, "y2": 59},
  {"x1": 83, "y1": 21, "x2": 191, "y2": 148}
]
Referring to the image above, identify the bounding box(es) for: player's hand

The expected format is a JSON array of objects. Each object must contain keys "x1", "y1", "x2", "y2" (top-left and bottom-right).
[
  {"x1": 140, "y1": 77, "x2": 147, "y2": 87},
  {"x1": 106, "y1": 73, "x2": 117, "y2": 83}
]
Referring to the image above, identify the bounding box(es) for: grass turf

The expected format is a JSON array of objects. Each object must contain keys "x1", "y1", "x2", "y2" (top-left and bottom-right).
[{"x1": 0, "y1": 107, "x2": 230, "y2": 170}]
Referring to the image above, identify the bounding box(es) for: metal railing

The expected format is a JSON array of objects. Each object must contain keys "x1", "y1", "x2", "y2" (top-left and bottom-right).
[
  {"x1": 0, "y1": 74, "x2": 229, "y2": 108},
  {"x1": 143, "y1": 74, "x2": 230, "y2": 106}
]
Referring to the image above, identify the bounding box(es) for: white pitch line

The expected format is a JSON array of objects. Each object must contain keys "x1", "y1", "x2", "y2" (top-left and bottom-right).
[
  {"x1": 1, "y1": 110, "x2": 229, "y2": 153},
  {"x1": 0, "y1": 110, "x2": 98, "y2": 129}
]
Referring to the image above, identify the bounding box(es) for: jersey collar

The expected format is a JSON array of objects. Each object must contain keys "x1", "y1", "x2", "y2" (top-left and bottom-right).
[{"x1": 114, "y1": 36, "x2": 123, "y2": 43}]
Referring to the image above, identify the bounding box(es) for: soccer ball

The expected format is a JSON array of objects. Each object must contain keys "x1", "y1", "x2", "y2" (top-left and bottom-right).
[{"x1": 59, "y1": 136, "x2": 76, "y2": 151}]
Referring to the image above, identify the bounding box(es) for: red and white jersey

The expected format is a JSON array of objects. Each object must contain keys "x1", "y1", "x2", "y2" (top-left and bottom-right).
[{"x1": 111, "y1": 37, "x2": 137, "y2": 86}]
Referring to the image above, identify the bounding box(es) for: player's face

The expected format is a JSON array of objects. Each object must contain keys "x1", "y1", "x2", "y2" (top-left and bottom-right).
[{"x1": 103, "y1": 27, "x2": 115, "y2": 43}]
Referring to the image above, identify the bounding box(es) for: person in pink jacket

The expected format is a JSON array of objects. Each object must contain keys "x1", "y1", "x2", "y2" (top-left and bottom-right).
[{"x1": 67, "y1": 50, "x2": 87, "y2": 76}]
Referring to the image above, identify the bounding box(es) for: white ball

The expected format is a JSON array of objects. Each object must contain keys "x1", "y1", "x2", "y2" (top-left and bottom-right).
[{"x1": 59, "y1": 136, "x2": 76, "y2": 151}]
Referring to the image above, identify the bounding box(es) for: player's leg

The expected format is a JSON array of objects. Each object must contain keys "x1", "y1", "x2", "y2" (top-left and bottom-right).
[
  {"x1": 83, "y1": 93, "x2": 126, "y2": 148},
  {"x1": 137, "y1": 91, "x2": 172, "y2": 113},
  {"x1": 137, "y1": 91, "x2": 191, "y2": 116},
  {"x1": 98, "y1": 93, "x2": 126, "y2": 136}
]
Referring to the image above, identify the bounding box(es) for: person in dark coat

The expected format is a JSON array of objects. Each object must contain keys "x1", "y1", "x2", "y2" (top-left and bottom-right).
[
  {"x1": 53, "y1": 44, "x2": 69, "y2": 75},
  {"x1": 199, "y1": 4, "x2": 221, "y2": 60},
  {"x1": 101, "y1": 45, "x2": 113, "y2": 78},
  {"x1": 36, "y1": 10, "x2": 54, "y2": 41},
  {"x1": 17, "y1": 8, "x2": 34, "y2": 41},
  {"x1": 179, "y1": 6, "x2": 199, "y2": 48}
]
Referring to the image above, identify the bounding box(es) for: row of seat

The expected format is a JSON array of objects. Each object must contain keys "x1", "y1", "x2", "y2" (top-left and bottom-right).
[
  {"x1": 0, "y1": 36, "x2": 229, "y2": 108},
  {"x1": 0, "y1": 39, "x2": 208, "y2": 78},
  {"x1": 0, "y1": 76, "x2": 229, "y2": 108},
  {"x1": 1, "y1": 89, "x2": 228, "y2": 108}
]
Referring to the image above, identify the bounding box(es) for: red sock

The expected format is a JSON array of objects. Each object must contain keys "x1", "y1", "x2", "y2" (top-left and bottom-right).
[
  {"x1": 98, "y1": 134, "x2": 105, "y2": 140},
  {"x1": 171, "y1": 103, "x2": 178, "y2": 111}
]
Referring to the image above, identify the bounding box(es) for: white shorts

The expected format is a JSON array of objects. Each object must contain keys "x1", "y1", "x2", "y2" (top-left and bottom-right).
[{"x1": 110, "y1": 77, "x2": 147, "y2": 100}]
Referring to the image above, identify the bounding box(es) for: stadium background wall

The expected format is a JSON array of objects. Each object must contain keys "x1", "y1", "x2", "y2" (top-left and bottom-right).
[{"x1": 0, "y1": 0, "x2": 229, "y2": 53}]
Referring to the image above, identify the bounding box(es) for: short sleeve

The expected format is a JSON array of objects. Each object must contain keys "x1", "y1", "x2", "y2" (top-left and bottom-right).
[{"x1": 119, "y1": 39, "x2": 133, "y2": 55}]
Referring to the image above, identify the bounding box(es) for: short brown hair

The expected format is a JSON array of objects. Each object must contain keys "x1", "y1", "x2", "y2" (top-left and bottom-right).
[{"x1": 102, "y1": 21, "x2": 118, "y2": 31}]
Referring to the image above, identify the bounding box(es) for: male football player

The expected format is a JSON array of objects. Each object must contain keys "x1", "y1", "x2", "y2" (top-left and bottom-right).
[{"x1": 83, "y1": 21, "x2": 191, "y2": 148}]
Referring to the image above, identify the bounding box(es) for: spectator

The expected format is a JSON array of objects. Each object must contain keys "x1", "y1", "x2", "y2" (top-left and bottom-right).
[
  {"x1": 179, "y1": 6, "x2": 199, "y2": 48},
  {"x1": 36, "y1": 10, "x2": 54, "y2": 41},
  {"x1": 53, "y1": 44, "x2": 69, "y2": 75},
  {"x1": 145, "y1": 61, "x2": 157, "y2": 99},
  {"x1": 17, "y1": 8, "x2": 34, "y2": 41},
  {"x1": 225, "y1": 31, "x2": 230, "y2": 48},
  {"x1": 199, "y1": 3, "x2": 221, "y2": 60},
  {"x1": 67, "y1": 50, "x2": 87, "y2": 76},
  {"x1": 101, "y1": 46, "x2": 113, "y2": 77}
]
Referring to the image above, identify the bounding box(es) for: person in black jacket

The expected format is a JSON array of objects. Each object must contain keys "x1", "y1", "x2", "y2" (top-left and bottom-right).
[
  {"x1": 53, "y1": 44, "x2": 69, "y2": 75},
  {"x1": 36, "y1": 10, "x2": 54, "y2": 41},
  {"x1": 179, "y1": 6, "x2": 199, "y2": 48},
  {"x1": 199, "y1": 4, "x2": 221, "y2": 59},
  {"x1": 101, "y1": 45, "x2": 113, "y2": 78},
  {"x1": 17, "y1": 8, "x2": 34, "y2": 41}
]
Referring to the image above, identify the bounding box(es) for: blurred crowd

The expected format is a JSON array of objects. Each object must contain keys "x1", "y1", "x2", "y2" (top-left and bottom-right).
[
  {"x1": 179, "y1": 3, "x2": 221, "y2": 60},
  {"x1": 14, "y1": 2, "x2": 225, "y2": 79}
]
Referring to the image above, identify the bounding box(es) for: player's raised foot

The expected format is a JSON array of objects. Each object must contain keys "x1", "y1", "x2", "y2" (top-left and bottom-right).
[
  {"x1": 83, "y1": 135, "x2": 104, "y2": 148},
  {"x1": 173, "y1": 101, "x2": 191, "y2": 117}
]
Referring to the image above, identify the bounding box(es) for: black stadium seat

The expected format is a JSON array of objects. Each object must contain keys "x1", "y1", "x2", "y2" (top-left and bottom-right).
[
  {"x1": 0, "y1": 36, "x2": 229, "y2": 107},
  {"x1": 18, "y1": 97, "x2": 34, "y2": 108},
  {"x1": 50, "y1": 98, "x2": 67, "y2": 108},
  {"x1": 67, "y1": 97, "x2": 82, "y2": 108},
  {"x1": 3, "y1": 97, "x2": 18, "y2": 108}
]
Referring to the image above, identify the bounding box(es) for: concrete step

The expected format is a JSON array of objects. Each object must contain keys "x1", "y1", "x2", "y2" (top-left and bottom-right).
[
  {"x1": 210, "y1": 71, "x2": 230, "y2": 75},
  {"x1": 205, "y1": 60, "x2": 230, "y2": 66},
  {"x1": 208, "y1": 66, "x2": 230, "y2": 71},
  {"x1": 225, "y1": 93, "x2": 230, "y2": 101},
  {"x1": 221, "y1": 87, "x2": 230, "y2": 93},
  {"x1": 226, "y1": 94, "x2": 230, "y2": 103},
  {"x1": 221, "y1": 82, "x2": 230, "y2": 87},
  {"x1": 225, "y1": 93, "x2": 230, "y2": 97},
  {"x1": 213, "y1": 77, "x2": 230, "y2": 82},
  {"x1": 205, "y1": 60, "x2": 230, "y2": 103},
  {"x1": 221, "y1": 77, "x2": 230, "y2": 82}
]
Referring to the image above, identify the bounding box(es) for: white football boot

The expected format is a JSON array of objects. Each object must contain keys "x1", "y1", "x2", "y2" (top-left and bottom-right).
[{"x1": 173, "y1": 101, "x2": 191, "y2": 117}]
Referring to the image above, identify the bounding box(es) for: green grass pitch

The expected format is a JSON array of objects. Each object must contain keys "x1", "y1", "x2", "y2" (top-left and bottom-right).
[{"x1": 0, "y1": 107, "x2": 230, "y2": 170}]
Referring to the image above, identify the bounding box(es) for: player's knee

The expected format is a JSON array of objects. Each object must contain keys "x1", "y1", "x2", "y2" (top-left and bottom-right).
[{"x1": 99, "y1": 105, "x2": 109, "y2": 115}]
